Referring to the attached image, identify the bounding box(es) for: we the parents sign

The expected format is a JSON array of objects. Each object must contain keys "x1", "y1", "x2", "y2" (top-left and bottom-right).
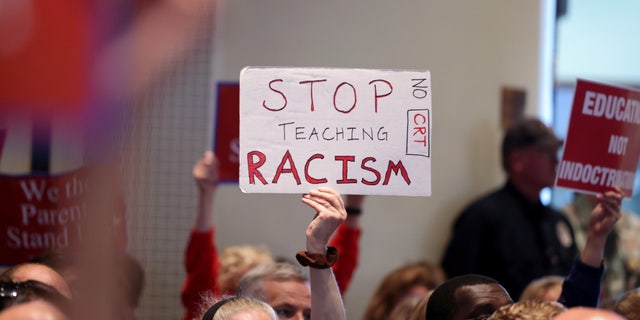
[
  {"x1": 0, "y1": 167, "x2": 127, "y2": 265},
  {"x1": 239, "y1": 67, "x2": 432, "y2": 196}
]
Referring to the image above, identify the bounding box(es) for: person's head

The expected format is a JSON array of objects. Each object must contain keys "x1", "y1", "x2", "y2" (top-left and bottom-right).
[
  {"x1": 487, "y1": 300, "x2": 566, "y2": 320},
  {"x1": 29, "y1": 250, "x2": 76, "y2": 277},
  {"x1": 218, "y1": 245, "x2": 274, "y2": 295},
  {"x1": 236, "y1": 262, "x2": 310, "y2": 320},
  {"x1": 501, "y1": 118, "x2": 562, "y2": 190},
  {"x1": 0, "y1": 263, "x2": 72, "y2": 299},
  {"x1": 200, "y1": 296, "x2": 277, "y2": 320},
  {"x1": 554, "y1": 307, "x2": 626, "y2": 320},
  {"x1": 387, "y1": 294, "x2": 424, "y2": 320},
  {"x1": 613, "y1": 289, "x2": 640, "y2": 320},
  {"x1": 113, "y1": 253, "x2": 145, "y2": 319},
  {"x1": 426, "y1": 274, "x2": 513, "y2": 320},
  {"x1": 0, "y1": 300, "x2": 69, "y2": 320},
  {"x1": 408, "y1": 291, "x2": 431, "y2": 320},
  {"x1": 29, "y1": 249, "x2": 80, "y2": 296},
  {"x1": 0, "y1": 280, "x2": 71, "y2": 317},
  {"x1": 33, "y1": 250, "x2": 144, "y2": 298},
  {"x1": 364, "y1": 260, "x2": 445, "y2": 320},
  {"x1": 519, "y1": 275, "x2": 564, "y2": 302},
  {"x1": 31, "y1": 250, "x2": 144, "y2": 319}
]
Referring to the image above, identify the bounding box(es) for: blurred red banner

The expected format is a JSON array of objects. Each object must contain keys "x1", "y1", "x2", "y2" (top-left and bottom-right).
[{"x1": 0, "y1": 167, "x2": 127, "y2": 265}]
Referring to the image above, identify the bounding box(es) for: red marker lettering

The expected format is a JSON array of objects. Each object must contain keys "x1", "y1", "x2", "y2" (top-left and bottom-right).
[
  {"x1": 369, "y1": 79, "x2": 392, "y2": 113},
  {"x1": 304, "y1": 154, "x2": 328, "y2": 184},
  {"x1": 262, "y1": 79, "x2": 287, "y2": 111}
]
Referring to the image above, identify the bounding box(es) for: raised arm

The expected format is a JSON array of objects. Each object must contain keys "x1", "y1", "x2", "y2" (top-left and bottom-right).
[
  {"x1": 330, "y1": 194, "x2": 365, "y2": 293},
  {"x1": 580, "y1": 187, "x2": 624, "y2": 267},
  {"x1": 299, "y1": 187, "x2": 347, "y2": 320},
  {"x1": 559, "y1": 187, "x2": 624, "y2": 308},
  {"x1": 193, "y1": 151, "x2": 219, "y2": 231},
  {"x1": 181, "y1": 151, "x2": 221, "y2": 320}
]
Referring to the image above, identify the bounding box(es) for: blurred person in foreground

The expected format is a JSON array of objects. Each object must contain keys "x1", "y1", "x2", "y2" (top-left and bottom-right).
[
  {"x1": 0, "y1": 300, "x2": 68, "y2": 320},
  {"x1": 29, "y1": 249, "x2": 145, "y2": 320},
  {"x1": 555, "y1": 307, "x2": 626, "y2": 320},
  {"x1": 0, "y1": 263, "x2": 72, "y2": 299},
  {"x1": 2, "y1": 1, "x2": 217, "y2": 320},
  {"x1": 0, "y1": 280, "x2": 71, "y2": 320}
]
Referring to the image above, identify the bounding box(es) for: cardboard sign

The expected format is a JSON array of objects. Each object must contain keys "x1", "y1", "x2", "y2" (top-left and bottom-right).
[
  {"x1": 556, "y1": 79, "x2": 640, "y2": 197},
  {"x1": 0, "y1": 168, "x2": 127, "y2": 265},
  {"x1": 213, "y1": 83, "x2": 241, "y2": 183},
  {"x1": 239, "y1": 67, "x2": 432, "y2": 196}
]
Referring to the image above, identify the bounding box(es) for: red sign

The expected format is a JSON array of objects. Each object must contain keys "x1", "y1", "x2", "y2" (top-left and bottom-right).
[
  {"x1": 0, "y1": 128, "x2": 6, "y2": 163},
  {"x1": 0, "y1": 167, "x2": 127, "y2": 265},
  {"x1": 214, "y1": 83, "x2": 240, "y2": 182},
  {"x1": 0, "y1": 0, "x2": 90, "y2": 115},
  {"x1": 556, "y1": 79, "x2": 640, "y2": 197}
]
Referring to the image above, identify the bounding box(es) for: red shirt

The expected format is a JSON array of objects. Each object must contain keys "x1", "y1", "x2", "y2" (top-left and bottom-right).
[{"x1": 180, "y1": 224, "x2": 361, "y2": 320}]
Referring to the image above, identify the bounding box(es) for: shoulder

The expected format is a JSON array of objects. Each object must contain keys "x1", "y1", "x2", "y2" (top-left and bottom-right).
[
  {"x1": 455, "y1": 187, "x2": 514, "y2": 225},
  {"x1": 463, "y1": 187, "x2": 515, "y2": 215}
]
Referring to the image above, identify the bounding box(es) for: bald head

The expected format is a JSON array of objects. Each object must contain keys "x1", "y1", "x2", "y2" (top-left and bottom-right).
[
  {"x1": 1, "y1": 263, "x2": 72, "y2": 298},
  {"x1": 426, "y1": 274, "x2": 513, "y2": 320},
  {"x1": 0, "y1": 300, "x2": 68, "y2": 320},
  {"x1": 555, "y1": 307, "x2": 625, "y2": 320}
]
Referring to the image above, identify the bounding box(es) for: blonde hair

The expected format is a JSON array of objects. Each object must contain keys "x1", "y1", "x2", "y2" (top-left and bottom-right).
[
  {"x1": 488, "y1": 300, "x2": 566, "y2": 320},
  {"x1": 519, "y1": 275, "x2": 564, "y2": 301},
  {"x1": 363, "y1": 261, "x2": 445, "y2": 320},
  {"x1": 198, "y1": 296, "x2": 276, "y2": 320},
  {"x1": 408, "y1": 291, "x2": 431, "y2": 320},
  {"x1": 614, "y1": 289, "x2": 640, "y2": 320},
  {"x1": 217, "y1": 245, "x2": 273, "y2": 294},
  {"x1": 388, "y1": 295, "x2": 424, "y2": 320},
  {"x1": 213, "y1": 297, "x2": 276, "y2": 320},
  {"x1": 236, "y1": 262, "x2": 308, "y2": 300}
]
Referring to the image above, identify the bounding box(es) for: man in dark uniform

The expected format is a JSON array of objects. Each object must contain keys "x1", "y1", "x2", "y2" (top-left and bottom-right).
[{"x1": 441, "y1": 118, "x2": 578, "y2": 299}]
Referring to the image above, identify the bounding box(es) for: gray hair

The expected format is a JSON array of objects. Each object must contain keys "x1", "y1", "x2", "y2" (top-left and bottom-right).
[{"x1": 236, "y1": 262, "x2": 308, "y2": 300}]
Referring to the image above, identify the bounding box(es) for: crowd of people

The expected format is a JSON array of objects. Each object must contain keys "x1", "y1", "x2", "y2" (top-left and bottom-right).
[{"x1": 1, "y1": 117, "x2": 639, "y2": 320}]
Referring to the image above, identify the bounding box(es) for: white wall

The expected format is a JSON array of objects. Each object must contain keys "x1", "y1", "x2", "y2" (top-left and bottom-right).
[{"x1": 209, "y1": 1, "x2": 548, "y2": 318}]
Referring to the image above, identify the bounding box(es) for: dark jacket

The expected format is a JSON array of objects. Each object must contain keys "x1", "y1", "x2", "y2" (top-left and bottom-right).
[{"x1": 441, "y1": 182, "x2": 578, "y2": 299}]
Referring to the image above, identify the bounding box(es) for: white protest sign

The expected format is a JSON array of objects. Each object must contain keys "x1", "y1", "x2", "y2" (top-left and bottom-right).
[{"x1": 239, "y1": 67, "x2": 431, "y2": 196}]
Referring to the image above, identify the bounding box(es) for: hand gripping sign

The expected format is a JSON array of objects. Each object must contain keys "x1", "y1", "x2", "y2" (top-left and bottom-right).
[
  {"x1": 556, "y1": 79, "x2": 640, "y2": 197},
  {"x1": 239, "y1": 67, "x2": 432, "y2": 196}
]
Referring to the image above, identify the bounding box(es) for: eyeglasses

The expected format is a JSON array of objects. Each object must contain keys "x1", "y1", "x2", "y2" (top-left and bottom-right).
[
  {"x1": 0, "y1": 281, "x2": 26, "y2": 298},
  {"x1": 0, "y1": 279, "x2": 72, "y2": 316},
  {"x1": 0, "y1": 280, "x2": 37, "y2": 299}
]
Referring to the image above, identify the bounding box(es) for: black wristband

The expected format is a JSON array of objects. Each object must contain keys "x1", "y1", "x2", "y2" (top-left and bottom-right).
[
  {"x1": 345, "y1": 207, "x2": 362, "y2": 215},
  {"x1": 295, "y1": 246, "x2": 338, "y2": 269}
]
